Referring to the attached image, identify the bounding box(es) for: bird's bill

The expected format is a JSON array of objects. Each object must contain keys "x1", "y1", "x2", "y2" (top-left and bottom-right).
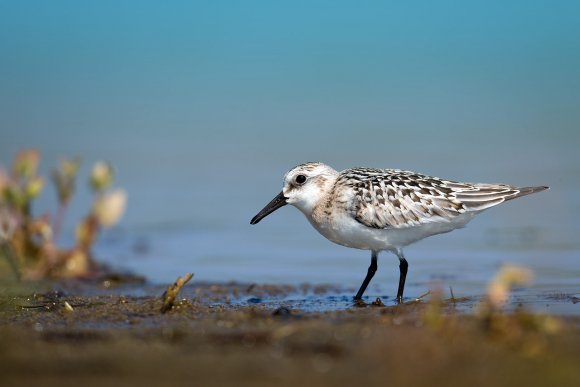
[{"x1": 250, "y1": 191, "x2": 288, "y2": 225}]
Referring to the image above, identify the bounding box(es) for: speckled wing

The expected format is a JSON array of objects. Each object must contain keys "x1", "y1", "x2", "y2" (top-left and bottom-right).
[{"x1": 339, "y1": 168, "x2": 544, "y2": 230}]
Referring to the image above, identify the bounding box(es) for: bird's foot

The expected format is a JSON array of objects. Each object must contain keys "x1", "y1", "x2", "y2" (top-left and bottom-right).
[{"x1": 353, "y1": 298, "x2": 367, "y2": 307}]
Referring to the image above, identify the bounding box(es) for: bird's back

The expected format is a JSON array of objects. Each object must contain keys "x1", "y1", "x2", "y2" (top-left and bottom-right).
[{"x1": 333, "y1": 167, "x2": 548, "y2": 231}]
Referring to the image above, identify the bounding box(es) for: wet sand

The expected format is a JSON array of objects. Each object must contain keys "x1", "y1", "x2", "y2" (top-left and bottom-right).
[{"x1": 1, "y1": 279, "x2": 579, "y2": 387}]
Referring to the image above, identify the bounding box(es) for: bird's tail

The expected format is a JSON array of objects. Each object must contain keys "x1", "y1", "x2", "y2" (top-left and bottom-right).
[
  {"x1": 456, "y1": 184, "x2": 549, "y2": 211},
  {"x1": 507, "y1": 185, "x2": 549, "y2": 201}
]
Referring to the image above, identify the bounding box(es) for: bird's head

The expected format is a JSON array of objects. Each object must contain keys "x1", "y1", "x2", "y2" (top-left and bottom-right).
[{"x1": 250, "y1": 162, "x2": 338, "y2": 224}]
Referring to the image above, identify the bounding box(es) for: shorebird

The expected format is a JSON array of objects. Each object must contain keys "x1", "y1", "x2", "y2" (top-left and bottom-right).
[{"x1": 250, "y1": 162, "x2": 548, "y2": 303}]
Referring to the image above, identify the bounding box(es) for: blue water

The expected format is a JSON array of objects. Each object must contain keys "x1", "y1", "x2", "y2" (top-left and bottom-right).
[{"x1": 0, "y1": 2, "x2": 579, "y2": 308}]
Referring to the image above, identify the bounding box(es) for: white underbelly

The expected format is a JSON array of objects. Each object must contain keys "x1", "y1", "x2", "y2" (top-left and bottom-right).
[{"x1": 307, "y1": 212, "x2": 477, "y2": 252}]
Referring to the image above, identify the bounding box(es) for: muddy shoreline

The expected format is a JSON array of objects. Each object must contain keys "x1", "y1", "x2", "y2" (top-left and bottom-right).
[{"x1": 1, "y1": 279, "x2": 579, "y2": 386}]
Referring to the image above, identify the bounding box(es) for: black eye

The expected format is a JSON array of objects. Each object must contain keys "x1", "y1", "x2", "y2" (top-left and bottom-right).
[{"x1": 295, "y1": 174, "x2": 307, "y2": 184}]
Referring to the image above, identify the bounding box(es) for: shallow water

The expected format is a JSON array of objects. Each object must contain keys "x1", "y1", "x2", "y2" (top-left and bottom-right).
[
  {"x1": 1, "y1": 138, "x2": 578, "y2": 315},
  {"x1": 225, "y1": 288, "x2": 580, "y2": 316},
  {"x1": 89, "y1": 212, "x2": 580, "y2": 315}
]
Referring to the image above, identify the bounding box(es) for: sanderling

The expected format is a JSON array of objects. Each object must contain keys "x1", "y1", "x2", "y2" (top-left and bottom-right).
[{"x1": 250, "y1": 162, "x2": 548, "y2": 303}]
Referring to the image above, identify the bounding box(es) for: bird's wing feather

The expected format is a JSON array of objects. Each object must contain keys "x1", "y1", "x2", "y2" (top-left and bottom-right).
[{"x1": 339, "y1": 168, "x2": 532, "y2": 230}]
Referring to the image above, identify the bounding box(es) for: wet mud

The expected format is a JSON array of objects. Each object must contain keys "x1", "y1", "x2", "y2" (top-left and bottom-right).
[{"x1": 1, "y1": 279, "x2": 579, "y2": 387}]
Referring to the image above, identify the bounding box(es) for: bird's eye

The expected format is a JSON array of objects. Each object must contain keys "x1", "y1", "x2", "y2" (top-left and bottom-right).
[{"x1": 295, "y1": 174, "x2": 307, "y2": 184}]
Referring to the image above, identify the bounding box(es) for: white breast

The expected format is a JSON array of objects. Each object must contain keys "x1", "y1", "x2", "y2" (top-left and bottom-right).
[{"x1": 306, "y1": 211, "x2": 477, "y2": 252}]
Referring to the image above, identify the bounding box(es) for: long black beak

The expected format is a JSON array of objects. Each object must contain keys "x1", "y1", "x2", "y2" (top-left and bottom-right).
[{"x1": 250, "y1": 191, "x2": 288, "y2": 225}]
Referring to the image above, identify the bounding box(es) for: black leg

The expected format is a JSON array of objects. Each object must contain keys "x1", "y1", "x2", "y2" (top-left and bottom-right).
[
  {"x1": 354, "y1": 252, "x2": 378, "y2": 300},
  {"x1": 395, "y1": 249, "x2": 408, "y2": 303}
]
